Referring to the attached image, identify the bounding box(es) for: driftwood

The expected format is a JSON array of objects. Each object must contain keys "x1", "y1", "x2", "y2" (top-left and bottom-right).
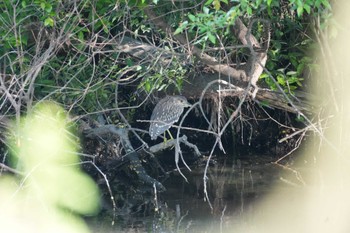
[
  {"x1": 83, "y1": 123, "x2": 201, "y2": 190},
  {"x1": 84, "y1": 124, "x2": 166, "y2": 191},
  {"x1": 180, "y1": 72, "x2": 312, "y2": 115},
  {"x1": 149, "y1": 135, "x2": 201, "y2": 156}
]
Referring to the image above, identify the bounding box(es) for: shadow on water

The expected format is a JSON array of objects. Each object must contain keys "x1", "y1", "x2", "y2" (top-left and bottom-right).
[{"x1": 88, "y1": 154, "x2": 302, "y2": 232}]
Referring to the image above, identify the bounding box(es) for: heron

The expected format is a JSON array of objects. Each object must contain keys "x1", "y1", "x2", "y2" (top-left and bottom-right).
[{"x1": 149, "y1": 96, "x2": 191, "y2": 140}]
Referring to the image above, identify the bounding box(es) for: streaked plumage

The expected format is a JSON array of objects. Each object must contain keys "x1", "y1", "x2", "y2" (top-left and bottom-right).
[{"x1": 149, "y1": 96, "x2": 191, "y2": 140}]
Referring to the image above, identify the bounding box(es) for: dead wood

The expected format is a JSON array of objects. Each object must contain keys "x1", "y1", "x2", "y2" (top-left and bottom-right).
[{"x1": 84, "y1": 124, "x2": 166, "y2": 191}]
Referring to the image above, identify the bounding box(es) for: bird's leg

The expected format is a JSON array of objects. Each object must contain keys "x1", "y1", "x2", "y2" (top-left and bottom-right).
[
  {"x1": 163, "y1": 129, "x2": 174, "y2": 143},
  {"x1": 163, "y1": 132, "x2": 167, "y2": 143},
  {"x1": 167, "y1": 129, "x2": 174, "y2": 140}
]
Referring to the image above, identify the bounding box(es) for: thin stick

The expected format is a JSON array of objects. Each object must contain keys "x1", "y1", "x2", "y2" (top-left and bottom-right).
[{"x1": 80, "y1": 161, "x2": 117, "y2": 225}]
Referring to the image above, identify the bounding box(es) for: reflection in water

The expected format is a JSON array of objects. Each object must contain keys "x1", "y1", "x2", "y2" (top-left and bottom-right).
[
  {"x1": 89, "y1": 156, "x2": 301, "y2": 232},
  {"x1": 163, "y1": 157, "x2": 279, "y2": 218},
  {"x1": 160, "y1": 156, "x2": 303, "y2": 232},
  {"x1": 162, "y1": 155, "x2": 314, "y2": 232}
]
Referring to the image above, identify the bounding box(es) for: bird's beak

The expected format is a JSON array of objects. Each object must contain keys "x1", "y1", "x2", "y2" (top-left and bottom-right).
[{"x1": 185, "y1": 102, "x2": 192, "y2": 107}]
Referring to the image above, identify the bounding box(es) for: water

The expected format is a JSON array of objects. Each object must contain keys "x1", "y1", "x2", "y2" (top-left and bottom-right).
[{"x1": 88, "y1": 155, "x2": 299, "y2": 232}]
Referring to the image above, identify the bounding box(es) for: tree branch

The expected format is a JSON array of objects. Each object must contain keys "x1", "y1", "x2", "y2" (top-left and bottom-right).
[{"x1": 143, "y1": 7, "x2": 247, "y2": 81}]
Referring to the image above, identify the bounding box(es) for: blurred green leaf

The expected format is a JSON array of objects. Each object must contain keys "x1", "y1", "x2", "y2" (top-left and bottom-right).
[
  {"x1": 188, "y1": 14, "x2": 196, "y2": 22},
  {"x1": 44, "y1": 17, "x2": 54, "y2": 27},
  {"x1": 297, "y1": 5, "x2": 304, "y2": 17},
  {"x1": 304, "y1": 4, "x2": 311, "y2": 14},
  {"x1": 207, "y1": 32, "x2": 216, "y2": 44},
  {"x1": 3, "y1": 101, "x2": 100, "y2": 233},
  {"x1": 213, "y1": 0, "x2": 221, "y2": 11},
  {"x1": 144, "y1": 81, "x2": 151, "y2": 92},
  {"x1": 205, "y1": 0, "x2": 214, "y2": 5}
]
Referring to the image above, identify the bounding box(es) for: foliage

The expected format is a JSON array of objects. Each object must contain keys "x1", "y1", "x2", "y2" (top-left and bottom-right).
[
  {"x1": 0, "y1": 0, "x2": 333, "y2": 118},
  {"x1": 173, "y1": 0, "x2": 331, "y2": 93},
  {"x1": 138, "y1": 63, "x2": 187, "y2": 93},
  {"x1": 0, "y1": 0, "x2": 126, "y2": 115},
  {"x1": 174, "y1": 7, "x2": 235, "y2": 46},
  {"x1": 0, "y1": 0, "x2": 190, "y2": 118},
  {"x1": 0, "y1": 0, "x2": 336, "y2": 225}
]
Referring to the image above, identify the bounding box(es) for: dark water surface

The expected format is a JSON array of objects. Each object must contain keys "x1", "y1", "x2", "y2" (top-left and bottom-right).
[{"x1": 88, "y1": 155, "x2": 300, "y2": 233}]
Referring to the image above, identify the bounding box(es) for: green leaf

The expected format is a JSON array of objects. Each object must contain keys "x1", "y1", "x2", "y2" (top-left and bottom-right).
[
  {"x1": 259, "y1": 73, "x2": 269, "y2": 79},
  {"x1": 303, "y1": 4, "x2": 310, "y2": 14},
  {"x1": 203, "y1": 6, "x2": 210, "y2": 14},
  {"x1": 213, "y1": 0, "x2": 221, "y2": 11},
  {"x1": 174, "y1": 21, "x2": 188, "y2": 35},
  {"x1": 45, "y1": 3, "x2": 53, "y2": 13},
  {"x1": 297, "y1": 5, "x2": 303, "y2": 17},
  {"x1": 207, "y1": 32, "x2": 216, "y2": 44},
  {"x1": 226, "y1": 8, "x2": 238, "y2": 22},
  {"x1": 205, "y1": 0, "x2": 214, "y2": 5},
  {"x1": 144, "y1": 81, "x2": 151, "y2": 92},
  {"x1": 246, "y1": 6, "x2": 252, "y2": 15},
  {"x1": 321, "y1": 0, "x2": 331, "y2": 9},
  {"x1": 44, "y1": 17, "x2": 54, "y2": 27},
  {"x1": 40, "y1": 2, "x2": 45, "y2": 10},
  {"x1": 174, "y1": 27, "x2": 183, "y2": 35},
  {"x1": 286, "y1": 71, "x2": 297, "y2": 76},
  {"x1": 289, "y1": 86, "x2": 297, "y2": 91},
  {"x1": 277, "y1": 75, "x2": 285, "y2": 85},
  {"x1": 287, "y1": 76, "x2": 297, "y2": 84},
  {"x1": 188, "y1": 14, "x2": 196, "y2": 22}
]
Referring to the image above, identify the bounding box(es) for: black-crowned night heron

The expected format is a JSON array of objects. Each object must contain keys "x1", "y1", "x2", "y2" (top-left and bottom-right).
[{"x1": 149, "y1": 96, "x2": 191, "y2": 140}]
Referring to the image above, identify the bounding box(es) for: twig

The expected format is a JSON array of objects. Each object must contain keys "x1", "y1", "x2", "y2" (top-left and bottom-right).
[
  {"x1": 80, "y1": 161, "x2": 117, "y2": 225},
  {"x1": 0, "y1": 162, "x2": 23, "y2": 175},
  {"x1": 220, "y1": 205, "x2": 227, "y2": 233}
]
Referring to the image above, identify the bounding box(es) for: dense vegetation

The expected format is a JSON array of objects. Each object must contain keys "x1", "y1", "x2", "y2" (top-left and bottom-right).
[
  {"x1": 0, "y1": 0, "x2": 336, "y2": 225},
  {"x1": 0, "y1": 0, "x2": 331, "y2": 115}
]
